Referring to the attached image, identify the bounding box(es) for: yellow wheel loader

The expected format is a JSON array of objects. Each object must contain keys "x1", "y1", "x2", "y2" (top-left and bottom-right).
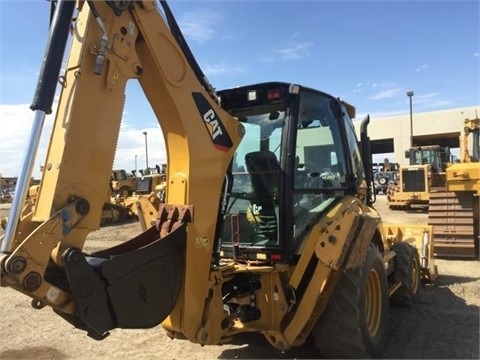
[
  {"x1": 0, "y1": 1, "x2": 437, "y2": 358},
  {"x1": 110, "y1": 169, "x2": 137, "y2": 197},
  {"x1": 387, "y1": 145, "x2": 451, "y2": 210},
  {"x1": 105, "y1": 165, "x2": 168, "y2": 227}
]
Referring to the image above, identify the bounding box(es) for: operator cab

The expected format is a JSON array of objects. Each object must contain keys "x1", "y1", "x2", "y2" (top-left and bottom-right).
[
  {"x1": 406, "y1": 145, "x2": 452, "y2": 172},
  {"x1": 217, "y1": 82, "x2": 366, "y2": 263}
]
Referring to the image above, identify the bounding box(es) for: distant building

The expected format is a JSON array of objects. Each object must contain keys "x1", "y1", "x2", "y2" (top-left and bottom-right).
[{"x1": 353, "y1": 105, "x2": 480, "y2": 165}]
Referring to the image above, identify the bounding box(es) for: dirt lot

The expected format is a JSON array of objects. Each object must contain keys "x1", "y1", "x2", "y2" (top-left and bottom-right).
[{"x1": 0, "y1": 196, "x2": 479, "y2": 359}]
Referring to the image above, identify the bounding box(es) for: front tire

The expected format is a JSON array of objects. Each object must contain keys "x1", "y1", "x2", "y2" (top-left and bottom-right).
[
  {"x1": 390, "y1": 242, "x2": 421, "y2": 307},
  {"x1": 118, "y1": 186, "x2": 132, "y2": 197},
  {"x1": 313, "y1": 244, "x2": 388, "y2": 358}
]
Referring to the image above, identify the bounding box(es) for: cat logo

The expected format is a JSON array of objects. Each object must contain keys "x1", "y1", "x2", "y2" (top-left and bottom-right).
[{"x1": 192, "y1": 92, "x2": 233, "y2": 152}]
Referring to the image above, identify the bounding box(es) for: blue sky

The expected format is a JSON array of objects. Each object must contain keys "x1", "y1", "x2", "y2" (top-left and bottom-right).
[{"x1": 1, "y1": 0, "x2": 479, "y2": 178}]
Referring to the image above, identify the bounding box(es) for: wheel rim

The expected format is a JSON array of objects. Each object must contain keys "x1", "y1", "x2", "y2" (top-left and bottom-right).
[{"x1": 365, "y1": 268, "x2": 382, "y2": 336}]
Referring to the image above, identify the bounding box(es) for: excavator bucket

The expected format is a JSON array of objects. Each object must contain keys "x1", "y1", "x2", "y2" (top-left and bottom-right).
[{"x1": 57, "y1": 223, "x2": 186, "y2": 340}]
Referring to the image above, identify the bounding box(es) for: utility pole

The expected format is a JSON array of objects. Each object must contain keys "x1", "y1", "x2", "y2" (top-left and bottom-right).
[
  {"x1": 143, "y1": 131, "x2": 149, "y2": 171},
  {"x1": 407, "y1": 90, "x2": 414, "y2": 147}
]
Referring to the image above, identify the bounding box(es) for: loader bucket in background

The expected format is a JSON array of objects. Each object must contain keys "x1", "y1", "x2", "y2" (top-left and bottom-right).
[
  {"x1": 383, "y1": 224, "x2": 438, "y2": 282},
  {"x1": 101, "y1": 201, "x2": 137, "y2": 226},
  {"x1": 59, "y1": 223, "x2": 186, "y2": 340}
]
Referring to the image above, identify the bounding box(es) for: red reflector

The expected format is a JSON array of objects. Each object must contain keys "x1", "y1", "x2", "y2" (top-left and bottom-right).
[
  {"x1": 270, "y1": 253, "x2": 282, "y2": 261},
  {"x1": 267, "y1": 88, "x2": 281, "y2": 100}
]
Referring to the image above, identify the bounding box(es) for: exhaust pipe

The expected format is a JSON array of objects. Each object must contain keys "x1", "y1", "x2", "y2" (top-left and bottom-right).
[{"x1": 421, "y1": 229, "x2": 429, "y2": 269}]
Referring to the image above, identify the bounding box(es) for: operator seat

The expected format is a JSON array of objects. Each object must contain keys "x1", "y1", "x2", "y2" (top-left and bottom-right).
[{"x1": 244, "y1": 151, "x2": 280, "y2": 243}]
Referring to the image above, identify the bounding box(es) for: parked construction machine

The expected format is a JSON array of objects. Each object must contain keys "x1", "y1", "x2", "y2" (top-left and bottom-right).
[
  {"x1": 428, "y1": 118, "x2": 480, "y2": 259},
  {"x1": 387, "y1": 145, "x2": 451, "y2": 209},
  {"x1": 110, "y1": 169, "x2": 137, "y2": 197},
  {"x1": 134, "y1": 164, "x2": 167, "y2": 197},
  {"x1": 0, "y1": 1, "x2": 437, "y2": 358},
  {"x1": 111, "y1": 164, "x2": 168, "y2": 230}
]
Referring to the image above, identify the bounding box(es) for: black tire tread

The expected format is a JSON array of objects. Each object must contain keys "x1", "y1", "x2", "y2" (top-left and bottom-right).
[
  {"x1": 390, "y1": 242, "x2": 421, "y2": 307},
  {"x1": 312, "y1": 245, "x2": 388, "y2": 358}
]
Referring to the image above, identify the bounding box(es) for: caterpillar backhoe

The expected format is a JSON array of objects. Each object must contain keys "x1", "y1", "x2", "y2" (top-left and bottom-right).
[{"x1": 0, "y1": 1, "x2": 437, "y2": 358}]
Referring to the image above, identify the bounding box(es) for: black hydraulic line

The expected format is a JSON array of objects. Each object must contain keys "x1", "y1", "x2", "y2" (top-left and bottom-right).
[
  {"x1": 49, "y1": 0, "x2": 56, "y2": 26},
  {"x1": 30, "y1": 0, "x2": 75, "y2": 114},
  {"x1": 159, "y1": 0, "x2": 216, "y2": 97},
  {"x1": 86, "y1": 0, "x2": 101, "y2": 18}
]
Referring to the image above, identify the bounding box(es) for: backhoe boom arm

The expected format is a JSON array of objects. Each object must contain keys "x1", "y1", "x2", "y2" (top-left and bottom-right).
[{"x1": 1, "y1": 0, "x2": 242, "y2": 340}]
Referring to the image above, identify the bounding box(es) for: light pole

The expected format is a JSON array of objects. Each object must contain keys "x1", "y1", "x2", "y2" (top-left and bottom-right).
[
  {"x1": 134, "y1": 154, "x2": 138, "y2": 174},
  {"x1": 143, "y1": 131, "x2": 149, "y2": 171},
  {"x1": 407, "y1": 90, "x2": 414, "y2": 147}
]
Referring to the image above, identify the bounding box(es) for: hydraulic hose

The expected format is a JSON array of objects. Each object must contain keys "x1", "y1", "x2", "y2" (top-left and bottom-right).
[{"x1": 159, "y1": 1, "x2": 217, "y2": 100}]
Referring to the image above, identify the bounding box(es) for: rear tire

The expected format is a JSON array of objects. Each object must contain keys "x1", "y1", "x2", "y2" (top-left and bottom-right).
[
  {"x1": 390, "y1": 242, "x2": 421, "y2": 307},
  {"x1": 313, "y1": 244, "x2": 388, "y2": 358}
]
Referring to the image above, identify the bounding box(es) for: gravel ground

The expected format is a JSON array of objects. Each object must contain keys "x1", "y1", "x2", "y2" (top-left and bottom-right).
[{"x1": 0, "y1": 195, "x2": 479, "y2": 359}]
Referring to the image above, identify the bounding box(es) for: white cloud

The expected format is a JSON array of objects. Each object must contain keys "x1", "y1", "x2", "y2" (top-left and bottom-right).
[
  {"x1": 415, "y1": 92, "x2": 439, "y2": 102},
  {"x1": 355, "y1": 109, "x2": 407, "y2": 120},
  {"x1": 203, "y1": 62, "x2": 244, "y2": 76},
  {"x1": 0, "y1": 104, "x2": 54, "y2": 178},
  {"x1": 278, "y1": 42, "x2": 313, "y2": 61},
  {"x1": 474, "y1": 52, "x2": 479, "y2": 58},
  {"x1": 353, "y1": 82, "x2": 374, "y2": 93},
  {"x1": 369, "y1": 88, "x2": 402, "y2": 100},
  {"x1": 256, "y1": 56, "x2": 275, "y2": 64},
  {"x1": 257, "y1": 37, "x2": 313, "y2": 63},
  {"x1": 415, "y1": 63, "x2": 429, "y2": 72},
  {"x1": 288, "y1": 32, "x2": 301, "y2": 40},
  {"x1": 177, "y1": 9, "x2": 221, "y2": 44},
  {"x1": 0, "y1": 102, "x2": 166, "y2": 179},
  {"x1": 113, "y1": 125, "x2": 166, "y2": 174},
  {"x1": 418, "y1": 99, "x2": 456, "y2": 110},
  {"x1": 411, "y1": 92, "x2": 456, "y2": 110}
]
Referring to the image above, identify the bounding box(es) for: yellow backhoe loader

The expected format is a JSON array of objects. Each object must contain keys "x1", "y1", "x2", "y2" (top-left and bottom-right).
[{"x1": 0, "y1": 1, "x2": 437, "y2": 358}]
